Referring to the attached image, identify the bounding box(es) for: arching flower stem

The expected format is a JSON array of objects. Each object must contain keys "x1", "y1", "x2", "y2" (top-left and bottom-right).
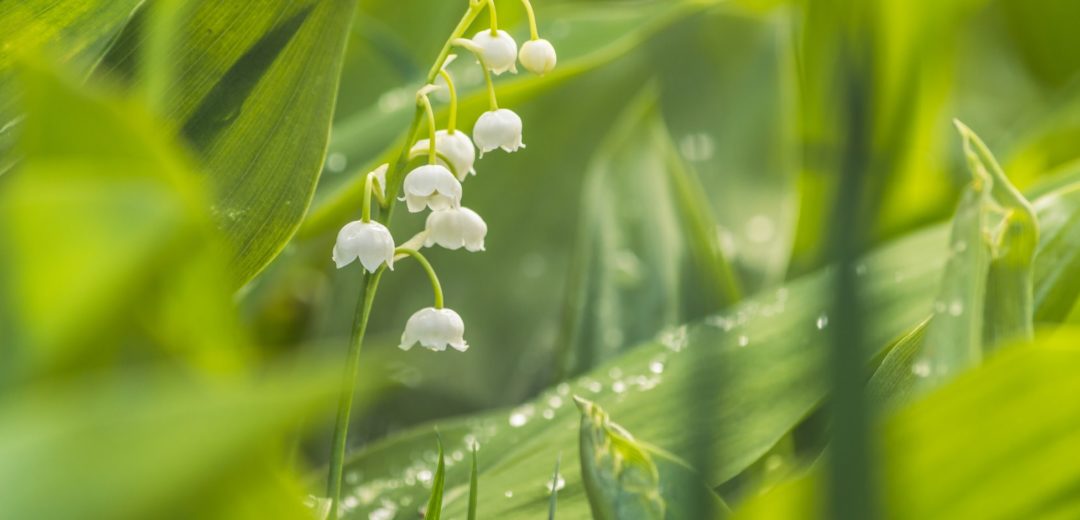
[
  {"x1": 486, "y1": 0, "x2": 499, "y2": 35},
  {"x1": 417, "y1": 91, "x2": 439, "y2": 166},
  {"x1": 439, "y1": 68, "x2": 459, "y2": 134},
  {"x1": 520, "y1": 0, "x2": 539, "y2": 40},
  {"x1": 452, "y1": 38, "x2": 500, "y2": 111},
  {"x1": 395, "y1": 247, "x2": 444, "y2": 309}
]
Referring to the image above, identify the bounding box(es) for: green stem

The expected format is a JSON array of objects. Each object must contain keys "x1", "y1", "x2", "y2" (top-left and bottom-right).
[
  {"x1": 361, "y1": 173, "x2": 374, "y2": 222},
  {"x1": 326, "y1": 268, "x2": 385, "y2": 519},
  {"x1": 521, "y1": 0, "x2": 540, "y2": 40},
  {"x1": 440, "y1": 68, "x2": 459, "y2": 134},
  {"x1": 396, "y1": 248, "x2": 444, "y2": 308},
  {"x1": 486, "y1": 0, "x2": 499, "y2": 35},
  {"x1": 452, "y1": 39, "x2": 499, "y2": 110},
  {"x1": 418, "y1": 93, "x2": 439, "y2": 165}
]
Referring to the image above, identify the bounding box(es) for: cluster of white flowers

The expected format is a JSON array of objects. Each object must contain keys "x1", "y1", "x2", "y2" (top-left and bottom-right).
[{"x1": 332, "y1": 0, "x2": 557, "y2": 354}]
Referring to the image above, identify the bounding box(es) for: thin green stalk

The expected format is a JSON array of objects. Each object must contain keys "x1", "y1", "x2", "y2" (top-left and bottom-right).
[
  {"x1": 452, "y1": 39, "x2": 499, "y2": 110},
  {"x1": 439, "y1": 68, "x2": 459, "y2": 134},
  {"x1": 486, "y1": 0, "x2": 499, "y2": 34},
  {"x1": 419, "y1": 93, "x2": 439, "y2": 165},
  {"x1": 326, "y1": 268, "x2": 386, "y2": 519},
  {"x1": 396, "y1": 248, "x2": 444, "y2": 308},
  {"x1": 468, "y1": 444, "x2": 479, "y2": 520},
  {"x1": 361, "y1": 173, "x2": 374, "y2": 222},
  {"x1": 520, "y1": 0, "x2": 540, "y2": 40}
]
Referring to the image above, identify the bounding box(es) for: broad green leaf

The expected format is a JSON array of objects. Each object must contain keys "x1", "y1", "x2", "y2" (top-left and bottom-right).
[
  {"x1": 0, "y1": 0, "x2": 142, "y2": 173},
  {"x1": 576, "y1": 397, "x2": 666, "y2": 519},
  {"x1": 735, "y1": 332, "x2": 1080, "y2": 519},
  {"x1": 94, "y1": 0, "x2": 358, "y2": 285},
  {"x1": 330, "y1": 172, "x2": 1080, "y2": 519}
]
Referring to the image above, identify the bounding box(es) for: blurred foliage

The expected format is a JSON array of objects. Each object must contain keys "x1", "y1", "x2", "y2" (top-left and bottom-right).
[{"x1": 3, "y1": 0, "x2": 1080, "y2": 518}]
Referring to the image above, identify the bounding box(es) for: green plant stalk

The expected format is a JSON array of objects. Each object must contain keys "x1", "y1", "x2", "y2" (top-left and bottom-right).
[{"x1": 326, "y1": 268, "x2": 385, "y2": 519}]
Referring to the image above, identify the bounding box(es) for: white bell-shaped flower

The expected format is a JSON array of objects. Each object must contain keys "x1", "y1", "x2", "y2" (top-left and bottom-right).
[
  {"x1": 473, "y1": 109, "x2": 524, "y2": 156},
  {"x1": 332, "y1": 220, "x2": 395, "y2": 272},
  {"x1": 410, "y1": 130, "x2": 477, "y2": 181},
  {"x1": 471, "y1": 30, "x2": 518, "y2": 75},
  {"x1": 425, "y1": 207, "x2": 488, "y2": 252},
  {"x1": 399, "y1": 307, "x2": 468, "y2": 352},
  {"x1": 519, "y1": 39, "x2": 557, "y2": 75},
  {"x1": 402, "y1": 164, "x2": 463, "y2": 213}
]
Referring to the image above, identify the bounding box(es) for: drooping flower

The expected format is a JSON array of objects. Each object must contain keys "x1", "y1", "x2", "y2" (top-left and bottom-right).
[
  {"x1": 399, "y1": 307, "x2": 468, "y2": 352},
  {"x1": 519, "y1": 39, "x2": 557, "y2": 75},
  {"x1": 471, "y1": 30, "x2": 518, "y2": 75},
  {"x1": 473, "y1": 109, "x2": 524, "y2": 155},
  {"x1": 410, "y1": 130, "x2": 477, "y2": 181},
  {"x1": 402, "y1": 164, "x2": 463, "y2": 213},
  {"x1": 425, "y1": 207, "x2": 488, "y2": 252},
  {"x1": 332, "y1": 220, "x2": 395, "y2": 272}
]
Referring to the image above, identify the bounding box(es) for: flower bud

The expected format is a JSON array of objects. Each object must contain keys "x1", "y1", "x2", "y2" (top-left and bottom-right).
[
  {"x1": 473, "y1": 109, "x2": 524, "y2": 156},
  {"x1": 399, "y1": 307, "x2": 469, "y2": 352},
  {"x1": 410, "y1": 130, "x2": 477, "y2": 181},
  {"x1": 332, "y1": 220, "x2": 395, "y2": 272},
  {"x1": 425, "y1": 207, "x2": 488, "y2": 252},
  {"x1": 402, "y1": 164, "x2": 463, "y2": 213},
  {"x1": 471, "y1": 30, "x2": 518, "y2": 75},
  {"x1": 519, "y1": 39, "x2": 557, "y2": 75}
]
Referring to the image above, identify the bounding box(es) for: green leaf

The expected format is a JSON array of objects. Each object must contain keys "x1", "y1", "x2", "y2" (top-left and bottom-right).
[
  {"x1": 548, "y1": 453, "x2": 561, "y2": 520},
  {"x1": 576, "y1": 396, "x2": 666, "y2": 520},
  {"x1": 330, "y1": 170, "x2": 1080, "y2": 519},
  {"x1": 94, "y1": 0, "x2": 358, "y2": 285},
  {"x1": 422, "y1": 433, "x2": 447, "y2": 520},
  {"x1": 0, "y1": 60, "x2": 248, "y2": 380},
  {"x1": 868, "y1": 123, "x2": 1039, "y2": 401},
  {"x1": 735, "y1": 332, "x2": 1080, "y2": 519},
  {"x1": 468, "y1": 444, "x2": 479, "y2": 520},
  {"x1": 0, "y1": 0, "x2": 142, "y2": 173}
]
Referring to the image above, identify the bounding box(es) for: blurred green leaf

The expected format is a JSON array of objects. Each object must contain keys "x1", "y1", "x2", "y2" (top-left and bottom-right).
[
  {"x1": 94, "y1": 0, "x2": 357, "y2": 285},
  {"x1": 0, "y1": 364, "x2": 338, "y2": 520},
  {"x1": 0, "y1": 61, "x2": 246, "y2": 381},
  {"x1": 736, "y1": 332, "x2": 1080, "y2": 519},
  {"x1": 557, "y1": 89, "x2": 739, "y2": 376},
  {"x1": 0, "y1": 0, "x2": 142, "y2": 173}
]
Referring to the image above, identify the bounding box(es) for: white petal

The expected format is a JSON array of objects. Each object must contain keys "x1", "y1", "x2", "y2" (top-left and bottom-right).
[
  {"x1": 519, "y1": 39, "x2": 557, "y2": 75},
  {"x1": 332, "y1": 221, "x2": 395, "y2": 272},
  {"x1": 472, "y1": 30, "x2": 518, "y2": 75}
]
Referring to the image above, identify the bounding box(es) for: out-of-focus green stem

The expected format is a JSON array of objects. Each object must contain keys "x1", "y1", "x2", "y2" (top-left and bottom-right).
[{"x1": 396, "y1": 248, "x2": 444, "y2": 308}]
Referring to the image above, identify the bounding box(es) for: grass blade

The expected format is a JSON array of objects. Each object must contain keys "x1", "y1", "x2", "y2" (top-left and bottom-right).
[
  {"x1": 548, "y1": 453, "x2": 561, "y2": 520},
  {"x1": 425, "y1": 432, "x2": 446, "y2": 520},
  {"x1": 468, "y1": 443, "x2": 478, "y2": 520}
]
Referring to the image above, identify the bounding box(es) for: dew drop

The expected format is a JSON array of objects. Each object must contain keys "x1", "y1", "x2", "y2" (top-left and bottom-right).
[
  {"x1": 612, "y1": 381, "x2": 626, "y2": 394},
  {"x1": 948, "y1": 300, "x2": 964, "y2": 316},
  {"x1": 326, "y1": 152, "x2": 347, "y2": 173},
  {"x1": 649, "y1": 360, "x2": 665, "y2": 374},
  {"x1": 546, "y1": 474, "x2": 566, "y2": 494},
  {"x1": 504, "y1": 490, "x2": 514, "y2": 498},
  {"x1": 542, "y1": 409, "x2": 555, "y2": 420},
  {"x1": 911, "y1": 359, "x2": 931, "y2": 378},
  {"x1": 816, "y1": 314, "x2": 829, "y2": 330},
  {"x1": 737, "y1": 335, "x2": 750, "y2": 347},
  {"x1": 509, "y1": 412, "x2": 527, "y2": 428}
]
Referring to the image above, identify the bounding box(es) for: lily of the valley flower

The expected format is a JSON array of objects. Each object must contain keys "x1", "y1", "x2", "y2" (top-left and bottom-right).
[
  {"x1": 402, "y1": 164, "x2": 463, "y2": 213},
  {"x1": 425, "y1": 207, "x2": 488, "y2": 252},
  {"x1": 332, "y1": 220, "x2": 395, "y2": 272},
  {"x1": 471, "y1": 30, "x2": 518, "y2": 75},
  {"x1": 473, "y1": 109, "x2": 524, "y2": 155},
  {"x1": 519, "y1": 39, "x2": 557, "y2": 75},
  {"x1": 399, "y1": 307, "x2": 469, "y2": 352},
  {"x1": 410, "y1": 130, "x2": 477, "y2": 181}
]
